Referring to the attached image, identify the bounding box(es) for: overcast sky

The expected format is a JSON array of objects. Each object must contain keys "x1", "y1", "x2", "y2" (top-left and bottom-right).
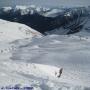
[{"x1": 0, "y1": 0, "x2": 90, "y2": 7}]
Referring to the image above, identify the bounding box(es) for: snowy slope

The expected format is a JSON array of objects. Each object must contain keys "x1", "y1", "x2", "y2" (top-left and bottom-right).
[
  {"x1": 0, "y1": 10, "x2": 90, "y2": 90},
  {"x1": 8, "y1": 20, "x2": 90, "y2": 89},
  {"x1": 0, "y1": 19, "x2": 42, "y2": 42},
  {"x1": 0, "y1": 34, "x2": 90, "y2": 90}
]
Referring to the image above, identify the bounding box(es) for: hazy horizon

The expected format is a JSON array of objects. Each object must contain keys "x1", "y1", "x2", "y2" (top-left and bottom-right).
[{"x1": 0, "y1": 0, "x2": 90, "y2": 7}]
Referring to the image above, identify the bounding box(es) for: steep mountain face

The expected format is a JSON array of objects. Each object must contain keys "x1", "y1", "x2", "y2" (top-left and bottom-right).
[{"x1": 0, "y1": 6, "x2": 89, "y2": 35}]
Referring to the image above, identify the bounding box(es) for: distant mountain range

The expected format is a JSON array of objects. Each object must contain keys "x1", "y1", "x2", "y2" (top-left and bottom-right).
[{"x1": 0, "y1": 5, "x2": 89, "y2": 34}]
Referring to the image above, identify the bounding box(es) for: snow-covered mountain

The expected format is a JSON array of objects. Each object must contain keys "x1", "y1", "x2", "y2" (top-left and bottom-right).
[
  {"x1": 0, "y1": 6, "x2": 89, "y2": 35},
  {"x1": 0, "y1": 4, "x2": 90, "y2": 90}
]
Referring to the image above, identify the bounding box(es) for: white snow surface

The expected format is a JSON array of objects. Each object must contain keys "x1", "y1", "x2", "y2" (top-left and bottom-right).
[
  {"x1": 0, "y1": 19, "x2": 42, "y2": 42},
  {"x1": 0, "y1": 19, "x2": 90, "y2": 90}
]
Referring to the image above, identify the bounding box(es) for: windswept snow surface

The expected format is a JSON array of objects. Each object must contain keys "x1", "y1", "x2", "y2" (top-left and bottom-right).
[{"x1": 0, "y1": 20, "x2": 90, "y2": 90}]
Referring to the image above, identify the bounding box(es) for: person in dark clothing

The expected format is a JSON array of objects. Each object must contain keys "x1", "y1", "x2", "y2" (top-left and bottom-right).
[{"x1": 57, "y1": 68, "x2": 63, "y2": 78}]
